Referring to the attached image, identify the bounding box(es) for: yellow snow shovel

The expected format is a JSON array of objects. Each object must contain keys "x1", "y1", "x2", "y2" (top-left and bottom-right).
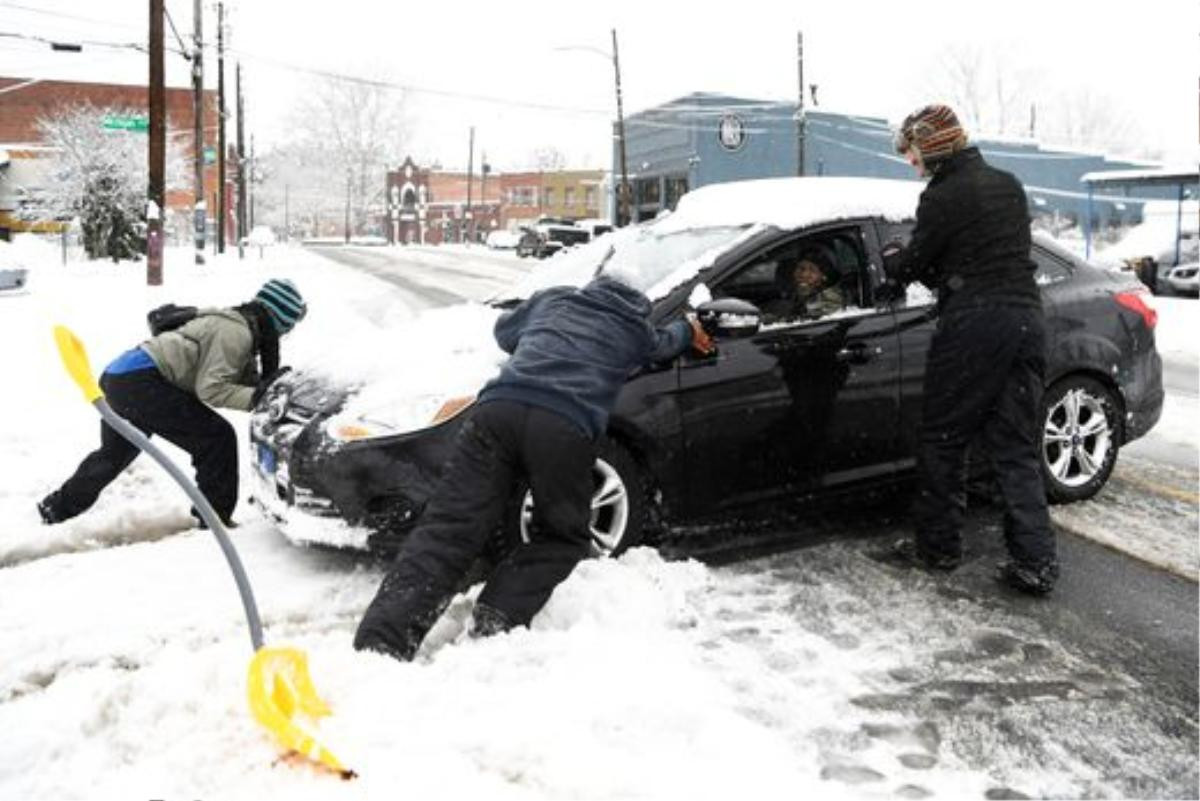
[{"x1": 53, "y1": 325, "x2": 351, "y2": 777}]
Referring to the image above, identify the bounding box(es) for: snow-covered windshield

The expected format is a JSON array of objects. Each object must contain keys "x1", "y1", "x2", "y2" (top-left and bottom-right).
[{"x1": 504, "y1": 222, "x2": 752, "y2": 301}]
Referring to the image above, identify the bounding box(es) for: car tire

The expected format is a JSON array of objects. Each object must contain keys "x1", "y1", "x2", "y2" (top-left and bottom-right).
[
  {"x1": 504, "y1": 438, "x2": 647, "y2": 559},
  {"x1": 1040, "y1": 375, "x2": 1123, "y2": 503}
]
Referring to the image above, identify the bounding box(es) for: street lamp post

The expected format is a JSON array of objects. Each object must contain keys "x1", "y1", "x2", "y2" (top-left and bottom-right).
[
  {"x1": 611, "y1": 29, "x2": 631, "y2": 227},
  {"x1": 553, "y1": 32, "x2": 632, "y2": 227}
]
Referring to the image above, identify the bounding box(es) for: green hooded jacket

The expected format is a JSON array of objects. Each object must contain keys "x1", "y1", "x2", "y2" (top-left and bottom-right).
[{"x1": 140, "y1": 307, "x2": 258, "y2": 411}]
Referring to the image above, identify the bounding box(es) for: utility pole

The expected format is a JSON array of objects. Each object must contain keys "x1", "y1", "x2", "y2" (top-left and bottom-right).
[
  {"x1": 235, "y1": 62, "x2": 246, "y2": 258},
  {"x1": 284, "y1": 183, "x2": 290, "y2": 243},
  {"x1": 480, "y1": 151, "x2": 489, "y2": 236},
  {"x1": 216, "y1": 1, "x2": 226, "y2": 253},
  {"x1": 191, "y1": 0, "x2": 205, "y2": 264},
  {"x1": 465, "y1": 126, "x2": 475, "y2": 244},
  {"x1": 612, "y1": 29, "x2": 630, "y2": 227},
  {"x1": 147, "y1": 0, "x2": 165, "y2": 285},
  {"x1": 796, "y1": 31, "x2": 805, "y2": 177},
  {"x1": 1029, "y1": 103, "x2": 1037, "y2": 139},
  {"x1": 249, "y1": 134, "x2": 256, "y2": 229},
  {"x1": 344, "y1": 173, "x2": 351, "y2": 244}
]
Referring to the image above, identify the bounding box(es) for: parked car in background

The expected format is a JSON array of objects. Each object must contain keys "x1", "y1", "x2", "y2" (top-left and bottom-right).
[
  {"x1": 515, "y1": 217, "x2": 590, "y2": 258},
  {"x1": 249, "y1": 177, "x2": 1163, "y2": 559},
  {"x1": 241, "y1": 225, "x2": 277, "y2": 248},
  {"x1": 1096, "y1": 219, "x2": 1199, "y2": 295},
  {"x1": 576, "y1": 218, "x2": 614, "y2": 239},
  {"x1": 485, "y1": 229, "x2": 521, "y2": 250},
  {"x1": 1165, "y1": 262, "x2": 1198, "y2": 296},
  {"x1": 0, "y1": 241, "x2": 29, "y2": 293}
]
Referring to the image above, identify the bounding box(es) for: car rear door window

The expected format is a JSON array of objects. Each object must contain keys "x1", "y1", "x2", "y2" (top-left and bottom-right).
[{"x1": 1032, "y1": 245, "x2": 1073, "y2": 285}]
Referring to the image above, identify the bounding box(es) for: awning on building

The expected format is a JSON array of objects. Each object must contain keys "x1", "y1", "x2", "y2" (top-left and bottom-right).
[{"x1": 1079, "y1": 167, "x2": 1199, "y2": 260}]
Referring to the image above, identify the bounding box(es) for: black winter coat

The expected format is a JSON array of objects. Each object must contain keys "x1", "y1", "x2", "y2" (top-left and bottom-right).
[
  {"x1": 478, "y1": 276, "x2": 692, "y2": 439},
  {"x1": 887, "y1": 147, "x2": 1040, "y2": 312}
]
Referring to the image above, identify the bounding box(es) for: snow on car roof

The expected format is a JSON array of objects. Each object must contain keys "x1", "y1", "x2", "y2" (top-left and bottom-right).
[{"x1": 657, "y1": 176, "x2": 922, "y2": 233}]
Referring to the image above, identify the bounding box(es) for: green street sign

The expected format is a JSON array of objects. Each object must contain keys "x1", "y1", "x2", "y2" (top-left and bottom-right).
[
  {"x1": 203, "y1": 146, "x2": 217, "y2": 165},
  {"x1": 102, "y1": 115, "x2": 149, "y2": 132}
]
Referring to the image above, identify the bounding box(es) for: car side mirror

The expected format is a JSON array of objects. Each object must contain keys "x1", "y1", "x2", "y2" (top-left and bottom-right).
[{"x1": 696, "y1": 298, "x2": 762, "y2": 338}]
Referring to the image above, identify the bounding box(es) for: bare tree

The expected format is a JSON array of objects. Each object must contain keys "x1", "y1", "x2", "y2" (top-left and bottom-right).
[
  {"x1": 1044, "y1": 87, "x2": 1140, "y2": 155},
  {"x1": 34, "y1": 104, "x2": 187, "y2": 261},
  {"x1": 922, "y1": 44, "x2": 1037, "y2": 139},
  {"x1": 284, "y1": 71, "x2": 408, "y2": 237},
  {"x1": 529, "y1": 145, "x2": 568, "y2": 172},
  {"x1": 255, "y1": 142, "x2": 341, "y2": 239},
  {"x1": 918, "y1": 44, "x2": 1144, "y2": 155}
]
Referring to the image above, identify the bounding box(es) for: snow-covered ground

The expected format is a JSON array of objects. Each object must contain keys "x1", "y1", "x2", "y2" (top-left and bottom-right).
[{"x1": 0, "y1": 239, "x2": 1195, "y2": 799}]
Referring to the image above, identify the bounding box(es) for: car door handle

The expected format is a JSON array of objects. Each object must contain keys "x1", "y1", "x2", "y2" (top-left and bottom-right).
[{"x1": 836, "y1": 344, "x2": 882, "y2": 363}]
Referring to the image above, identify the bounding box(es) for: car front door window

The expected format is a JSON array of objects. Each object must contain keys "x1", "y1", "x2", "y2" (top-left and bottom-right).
[{"x1": 676, "y1": 224, "x2": 904, "y2": 516}]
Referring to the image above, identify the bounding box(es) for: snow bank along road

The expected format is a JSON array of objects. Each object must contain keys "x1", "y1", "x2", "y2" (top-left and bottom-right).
[{"x1": 0, "y1": 243, "x2": 1194, "y2": 799}]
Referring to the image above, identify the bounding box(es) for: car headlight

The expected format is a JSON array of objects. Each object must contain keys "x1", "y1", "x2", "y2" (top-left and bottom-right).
[{"x1": 327, "y1": 394, "x2": 476, "y2": 442}]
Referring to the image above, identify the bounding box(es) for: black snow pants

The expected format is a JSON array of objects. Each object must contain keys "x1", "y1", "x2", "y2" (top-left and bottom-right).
[
  {"x1": 43, "y1": 368, "x2": 239, "y2": 523},
  {"x1": 354, "y1": 399, "x2": 596, "y2": 661},
  {"x1": 912, "y1": 304, "x2": 1057, "y2": 569}
]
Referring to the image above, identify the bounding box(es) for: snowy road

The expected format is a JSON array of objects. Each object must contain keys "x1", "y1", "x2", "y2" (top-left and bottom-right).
[{"x1": 1, "y1": 242, "x2": 1195, "y2": 799}]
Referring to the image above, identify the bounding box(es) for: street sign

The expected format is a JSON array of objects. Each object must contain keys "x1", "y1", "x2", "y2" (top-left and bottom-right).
[
  {"x1": 203, "y1": 146, "x2": 217, "y2": 165},
  {"x1": 102, "y1": 115, "x2": 149, "y2": 132}
]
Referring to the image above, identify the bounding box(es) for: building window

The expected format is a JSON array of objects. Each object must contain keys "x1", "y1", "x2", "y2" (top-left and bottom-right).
[
  {"x1": 543, "y1": 188, "x2": 556, "y2": 208},
  {"x1": 585, "y1": 186, "x2": 597, "y2": 210},
  {"x1": 565, "y1": 187, "x2": 576, "y2": 208},
  {"x1": 510, "y1": 186, "x2": 537, "y2": 206},
  {"x1": 635, "y1": 177, "x2": 660, "y2": 206},
  {"x1": 664, "y1": 176, "x2": 689, "y2": 210}
]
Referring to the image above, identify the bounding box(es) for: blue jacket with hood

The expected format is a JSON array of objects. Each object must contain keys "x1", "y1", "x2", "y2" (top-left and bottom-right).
[{"x1": 477, "y1": 275, "x2": 692, "y2": 439}]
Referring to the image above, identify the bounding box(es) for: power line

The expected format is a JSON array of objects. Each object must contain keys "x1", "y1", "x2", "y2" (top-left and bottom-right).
[
  {"x1": 0, "y1": 2, "x2": 141, "y2": 33},
  {"x1": 0, "y1": 29, "x2": 188, "y2": 59},
  {"x1": 161, "y1": 5, "x2": 191, "y2": 61}
]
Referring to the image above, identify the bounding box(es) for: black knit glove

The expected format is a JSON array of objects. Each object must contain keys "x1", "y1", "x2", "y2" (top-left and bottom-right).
[
  {"x1": 251, "y1": 366, "x2": 292, "y2": 406},
  {"x1": 875, "y1": 279, "x2": 907, "y2": 304}
]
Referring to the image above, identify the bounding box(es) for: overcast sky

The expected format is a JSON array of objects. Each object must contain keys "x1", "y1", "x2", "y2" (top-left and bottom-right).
[{"x1": 2, "y1": 0, "x2": 1197, "y2": 170}]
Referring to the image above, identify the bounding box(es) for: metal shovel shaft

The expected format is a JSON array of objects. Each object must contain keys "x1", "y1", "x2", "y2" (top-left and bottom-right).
[{"x1": 94, "y1": 397, "x2": 265, "y2": 651}]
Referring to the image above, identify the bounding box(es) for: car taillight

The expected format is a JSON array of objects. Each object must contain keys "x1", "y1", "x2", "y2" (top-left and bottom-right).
[{"x1": 1114, "y1": 289, "x2": 1158, "y2": 329}]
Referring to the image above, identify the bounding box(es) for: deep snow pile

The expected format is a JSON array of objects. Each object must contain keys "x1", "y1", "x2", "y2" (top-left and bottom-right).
[{"x1": 0, "y1": 239, "x2": 1195, "y2": 799}]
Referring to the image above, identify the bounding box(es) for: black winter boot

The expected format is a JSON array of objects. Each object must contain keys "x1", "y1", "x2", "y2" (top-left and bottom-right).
[
  {"x1": 995, "y1": 560, "x2": 1059, "y2": 596},
  {"x1": 37, "y1": 495, "x2": 65, "y2": 525},
  {"x1": 875, "y1": 538, "x2": 960, "y2": 572},
  {"x1": 469, "y1": 602, "x2": 516, "y2": 639}
]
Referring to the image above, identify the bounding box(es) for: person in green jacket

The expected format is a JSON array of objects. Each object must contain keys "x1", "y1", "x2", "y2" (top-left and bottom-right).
[{"x1": 38, "y1": 278, "x2": 306, "y2": 527}]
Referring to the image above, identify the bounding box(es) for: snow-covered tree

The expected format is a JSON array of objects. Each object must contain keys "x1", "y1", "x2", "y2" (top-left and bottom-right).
[{"x1": 35, "y1": 104, "x2": 186, "y2": 261}]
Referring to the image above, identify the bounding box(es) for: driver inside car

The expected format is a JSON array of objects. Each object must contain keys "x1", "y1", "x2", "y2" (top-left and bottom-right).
[{"x1": 765, "y1": 245, "x2": 845, "y2": 322}]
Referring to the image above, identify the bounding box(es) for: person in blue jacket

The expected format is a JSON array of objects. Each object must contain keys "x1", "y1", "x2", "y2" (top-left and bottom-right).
[{"x1": 355, "y1": 273, "x2": 712, "y2": 661}]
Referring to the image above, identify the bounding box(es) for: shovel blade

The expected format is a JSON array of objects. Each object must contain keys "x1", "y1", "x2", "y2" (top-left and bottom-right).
[{"x1": 248, "y1": 646, "x2": 347, "y2": 774}]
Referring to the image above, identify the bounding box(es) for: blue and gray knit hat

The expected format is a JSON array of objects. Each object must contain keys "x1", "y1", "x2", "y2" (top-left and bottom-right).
[{"x1": 254, "y1": 278, "x2": 306, "y2": 334}]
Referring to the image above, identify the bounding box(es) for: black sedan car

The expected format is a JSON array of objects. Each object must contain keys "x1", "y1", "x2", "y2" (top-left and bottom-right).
[{"x1": 249, "y1": 177, "x2": 1163, "y2": 556}]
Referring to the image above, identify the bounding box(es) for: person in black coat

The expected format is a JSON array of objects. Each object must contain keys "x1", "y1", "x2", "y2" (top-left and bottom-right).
[
  {"x1": 882, "y1": 104, "x2": 1059, "y2": 595},
  {"x1": 354, "y1": 274, "x2": 713, "y2": 661}
]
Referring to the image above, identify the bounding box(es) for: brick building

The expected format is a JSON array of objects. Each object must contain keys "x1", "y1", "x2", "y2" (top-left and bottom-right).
[
  {"x1": 0, "y1": 76, "x2": 223, "y2": 241},
  {"x1": 499, "y1": 169, "x2": 606, "y2": 229},
  {"x1": 385, "y1": 156, "x2": 504, "y2": 245}
]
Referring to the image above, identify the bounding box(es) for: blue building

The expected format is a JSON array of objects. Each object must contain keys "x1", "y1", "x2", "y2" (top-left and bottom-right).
[{"x1": 616, "y1": 92, "x2": 1185, "y2": 228}]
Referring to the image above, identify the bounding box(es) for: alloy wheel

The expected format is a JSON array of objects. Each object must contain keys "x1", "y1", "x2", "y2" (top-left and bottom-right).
[
  {"x1": 1043, "y1": 387, "x2": 1114, "y2": 488},
  {"x1": 518, "y1": 458, "x2": 630, "y2": 556}
]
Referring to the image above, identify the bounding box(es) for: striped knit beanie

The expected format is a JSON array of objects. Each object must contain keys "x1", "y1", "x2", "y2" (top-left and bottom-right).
[
  {"x1": 894, "y1": 104, "x2": 968, "y2": 163},
  {"x1": 254, "y1": 278, "x2": 306, "y2": 334}
]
